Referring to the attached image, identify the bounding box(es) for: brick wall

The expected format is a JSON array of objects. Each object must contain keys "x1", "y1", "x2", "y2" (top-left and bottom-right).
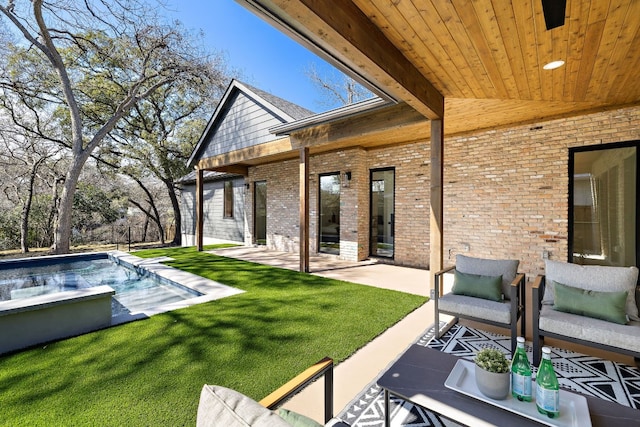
[
  {"x1": 248, "y1": 160, "x2": 301, "y2": 252},
  {"x1": 243, "y1": 105, "x2": 640, "y2": 273},
  {"x1": 444, "y1": 106, "x2": 640, "y2": 277},
  {"x1": 367, "y1": 142, "x2": 431, "y2": 267}
]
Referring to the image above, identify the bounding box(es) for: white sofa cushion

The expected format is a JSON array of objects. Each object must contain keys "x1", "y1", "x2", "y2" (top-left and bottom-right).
[
  {"x1": 543, "y1": 260, "x2": 640, "y2": 321},
  {"x1": 439, "y1": 293, "x2": 511, "y2": 324},
  {"x1": 196, "y1": 385, "x2": 290, "y2": 427},
  {"x1": 456, "y1": 255, "x2": 518, "y2": 301},
  {"x1": 538, "y1": 305, "x2": 640, "y2": 353}
]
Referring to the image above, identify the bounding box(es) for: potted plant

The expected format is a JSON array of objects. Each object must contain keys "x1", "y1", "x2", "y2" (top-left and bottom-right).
[{"x1": 474, "y1": 347, "x2": 510, "y2": 400}]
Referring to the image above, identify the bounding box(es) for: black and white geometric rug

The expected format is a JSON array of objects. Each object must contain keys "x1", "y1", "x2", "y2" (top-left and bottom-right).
[{"x1": 336, "y1": 324, "x2": 640, "y2": 426}]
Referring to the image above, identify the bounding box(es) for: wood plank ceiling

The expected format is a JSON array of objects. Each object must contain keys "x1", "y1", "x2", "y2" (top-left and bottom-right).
[{"x1": 241, "y1": 0, "x2": 640, "y2": 136}]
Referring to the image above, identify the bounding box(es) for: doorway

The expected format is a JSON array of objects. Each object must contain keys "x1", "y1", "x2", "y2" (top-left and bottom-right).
[
  {"x1": 319, "y1": 173, "x2": 340, "y2": 255},
  {"x1": 254, "y1": 181, "x2": 267, "y2": 245},
  {"x1": 370, "y1": 168, "x2": 395, "y2": 258}
]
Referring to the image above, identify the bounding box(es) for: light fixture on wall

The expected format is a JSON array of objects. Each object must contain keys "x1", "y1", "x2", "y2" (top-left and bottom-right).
[{"x1": 342, "y1": 171, "x2": 352, "y2": 188}]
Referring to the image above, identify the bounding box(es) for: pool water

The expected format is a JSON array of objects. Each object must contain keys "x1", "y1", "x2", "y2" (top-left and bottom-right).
[{"x1": 0, "y1": 258, "x2": 201, "y2": 317}]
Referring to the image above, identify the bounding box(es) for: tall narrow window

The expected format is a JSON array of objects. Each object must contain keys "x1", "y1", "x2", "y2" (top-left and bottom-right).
[
  {"x1": 370, "y1": 168, "x2": 395, "y2": 258},
  {"x1": 570, "y1": 143, "x2": 638, "y2": 267},
  {"x1": 319, "y1": 173, "x2": 340, "y2": 255},
  {"x1": 254, "y1": 181, "x2": 267, "y2": 245},
  {"x1": 223, "y1": 180, "x2": 234, "y2": 218}
]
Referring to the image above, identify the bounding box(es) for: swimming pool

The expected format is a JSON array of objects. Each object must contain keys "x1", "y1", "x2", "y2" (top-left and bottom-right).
[
  {"x1": 0, "y1": 255, "x2": 201, "y2": 317},
  {"x1": 0, "y1": 251, "x2": 244, "y2": 354}
]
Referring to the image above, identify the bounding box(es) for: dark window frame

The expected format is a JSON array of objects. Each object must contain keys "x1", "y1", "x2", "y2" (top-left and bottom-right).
[
  {"x1": 568, "y1": 140, "x2": 640, "y2": 267},
  {"x1": 223, "y1": 180, "x2": 234, "y2": 218}
]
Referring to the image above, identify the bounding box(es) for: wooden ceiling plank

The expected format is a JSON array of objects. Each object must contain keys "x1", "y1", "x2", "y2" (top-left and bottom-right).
[
  {"x1": 587, "y1": 1, "x2": 638, "y2": 101},
  {"x1": 574, "y1": 19, "x2": 606, "y2": 101},
  {"x1": 384, "y1": 2, "x2": 475, "y2": 97},
  {"x1": 472, "y1": 1, "x2": 520, "y2": 98},
  {"x1": 562, "y1": 0, "x2": 590, "y2": 101},
  {"x1": 416, "y1": 0, "x2": 490, "y2": 99},
  {"x1": 533, "y1": 0, "x2": 556, "y2": 101},
  {"x1": 452, "y1": 0, "x2": 510, "y2": 99},
  {"x1": 512, "y1": 0, "x2": 542, "y2": 101},
  {"x1": 493, "y1": 1, "x2": 531, "y2": 99},
  {"x1": 355, "y1": 0, "x2": 467, "y2": 98},
  {"x1": 549, "y1": 16, "x2": 571, "y2": 101}
]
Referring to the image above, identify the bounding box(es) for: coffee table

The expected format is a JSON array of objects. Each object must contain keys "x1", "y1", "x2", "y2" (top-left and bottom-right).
[{"x1": 377, "y1": 345, "x2": 639, "y2": 426}]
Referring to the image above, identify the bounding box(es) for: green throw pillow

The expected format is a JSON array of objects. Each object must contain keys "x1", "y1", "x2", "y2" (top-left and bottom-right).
[
  {"x1": 452, "y1": 270, "x2": 503, "y2": 302},
  {"x1": 277, "y1": 408, "x2": 323, "y2": 427},
  {"x1": 553, "y1": 281, "x2": 628, "y2": 325}
]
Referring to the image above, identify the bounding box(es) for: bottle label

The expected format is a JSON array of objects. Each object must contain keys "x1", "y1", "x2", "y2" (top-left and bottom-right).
[
  {"x1": 512, "y1": 372, "x2": 532, "y2": 398},
  {"x1": 536, "y1": 384, "x2": 559, "y2": 413}
]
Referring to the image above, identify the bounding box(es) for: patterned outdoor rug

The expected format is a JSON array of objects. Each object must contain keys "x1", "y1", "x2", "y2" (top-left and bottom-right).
[{"x1": 336, "y1": 324, "x2": 640, "y2": 426}]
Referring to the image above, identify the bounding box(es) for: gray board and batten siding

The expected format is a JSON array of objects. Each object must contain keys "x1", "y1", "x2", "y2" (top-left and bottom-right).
[
  {"x1": 181, "y1": 80, "x2": 315, "y2": 247},
  {"x1": 177, "y1": 172, "x2": 245, "y2": 246},
  {"x1": 188, "y1": 80, "x2": 315, "y2": 168}
]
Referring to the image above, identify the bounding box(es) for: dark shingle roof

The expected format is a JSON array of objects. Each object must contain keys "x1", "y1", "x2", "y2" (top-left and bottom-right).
[{"x1": 241, "y1": 81, "x2": 315, "y2": 120}]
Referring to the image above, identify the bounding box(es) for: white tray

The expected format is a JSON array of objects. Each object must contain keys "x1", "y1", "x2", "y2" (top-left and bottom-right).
[{"x1": 444, "y1": 359, "x2": 591, "y2": 427}]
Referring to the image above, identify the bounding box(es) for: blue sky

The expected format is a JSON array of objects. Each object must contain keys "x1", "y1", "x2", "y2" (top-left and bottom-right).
[{"x1": 165, "y1": 0, "x2": 342, "y2": 113}]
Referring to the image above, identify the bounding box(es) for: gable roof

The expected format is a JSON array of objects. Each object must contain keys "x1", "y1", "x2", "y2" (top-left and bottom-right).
[{"x1": 187, "y1": 79, "x2": 315, "y2": 168}]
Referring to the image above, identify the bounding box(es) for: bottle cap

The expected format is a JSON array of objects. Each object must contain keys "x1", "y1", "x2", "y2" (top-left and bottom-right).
[
  {"x1": 517, "y1": 336, "x2": 525, "y2": 343},
  {"x1": 542, "y1": 346, "x2": 551, "y2": 354}
]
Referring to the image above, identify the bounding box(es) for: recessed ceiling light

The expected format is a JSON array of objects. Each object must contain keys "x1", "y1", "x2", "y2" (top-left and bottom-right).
[{"x1": 543, "y1": 60, "x2": 565, "y2": 70}]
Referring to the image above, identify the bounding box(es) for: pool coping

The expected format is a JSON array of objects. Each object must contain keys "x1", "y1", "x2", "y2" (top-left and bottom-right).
[{"x1": 108, "y1": 251, "x2": 245, "y2": 323}]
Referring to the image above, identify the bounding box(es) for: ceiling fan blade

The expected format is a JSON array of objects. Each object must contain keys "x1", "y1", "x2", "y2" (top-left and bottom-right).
[{"x1": 541, "y1": 0, "x2": 567, "y2": 30}]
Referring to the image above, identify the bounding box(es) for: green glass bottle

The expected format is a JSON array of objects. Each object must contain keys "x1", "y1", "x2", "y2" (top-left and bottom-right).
[
  {"x1": 536, "y1": 346, "x2": 560, "y2": 418},
  {"x1": 511, "y1": 336, "x2": 532, "y2": 401}
]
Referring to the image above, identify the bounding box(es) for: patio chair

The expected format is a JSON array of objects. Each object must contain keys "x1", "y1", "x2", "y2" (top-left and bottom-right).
[
  {"x1": 532, "y1": 260, "x2": 640, "y2": 366},
  {"x1": 196, "y1": 356, "x2": 348, "y2": 426},
  {"x1": 434, "y1": 254, "x2": 526, "y2": 353}
]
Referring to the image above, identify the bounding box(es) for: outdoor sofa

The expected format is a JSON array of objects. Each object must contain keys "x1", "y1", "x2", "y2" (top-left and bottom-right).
[
  {"x1": 434, "y1": 254, "x2": 526, "y2": 353},
  {"x1": 532, "y1": 260, "x2": 640, "y2": 366}
]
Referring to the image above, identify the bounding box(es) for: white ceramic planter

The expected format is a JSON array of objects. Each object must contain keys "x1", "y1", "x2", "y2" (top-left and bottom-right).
[{"x1": 475, "y1": 365, "x2": 510, "y2": 400}]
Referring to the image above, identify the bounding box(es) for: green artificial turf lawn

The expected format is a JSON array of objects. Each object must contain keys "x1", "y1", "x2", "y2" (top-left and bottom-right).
[{"x1": 0, "y1": 246, "x2": 426, "y2": 426}]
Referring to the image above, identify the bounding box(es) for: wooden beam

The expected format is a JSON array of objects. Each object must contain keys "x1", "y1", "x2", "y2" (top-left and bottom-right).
[
  {"x1": 299, "y1": 147, "x2": 310, "y2": 273},
  {"x1": 248, "y1": 0, "x2": 444, "y2": 119},
  {"x1": 208, "y1": 165, "x2": 249, "y2": 176},
  {"x1": 195, "y1": 168, "x2": 204, "y2": 252},
  {"x1": 429, "y1": 119, "x2": 444, "y2": 294},
  {"x1": 197, "y1": 137, "x2": 294, "y2": 170},
  {"x1": 289, "y1": 102, "x2": 426, "y2": 147}
]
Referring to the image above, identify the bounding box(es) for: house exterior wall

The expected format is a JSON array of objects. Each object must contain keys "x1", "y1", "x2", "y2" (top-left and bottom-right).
[
  {"x1": 244, "y1": 143, "x2": 432, "y2": 267},
  {"x1": 240, "y1": 105, "x2": 639, "y2": 272},
  {"x1": 180, "y1": 178, "x2": 245, "y2": 246},
  {"x1": 201, "y1": 91, "x2": 285, "y2": 158},
  {"x1": 443, "y1": 105, "x2": 640, "y2": 277}
]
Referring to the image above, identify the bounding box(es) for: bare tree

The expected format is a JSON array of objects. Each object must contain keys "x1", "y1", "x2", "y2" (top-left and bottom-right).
[
  {"x1": 0, "y1": 111, "x2": 63, "y2": 252},
  {"x1": 105, "y1": 77, "x2": 228, "y2": 246},
  {"x1": 305, "y1": 62, "x2": 373, "y2": 109},
  {"x1": 0, "y1": 0, "x2": 222, "y2": 253}
]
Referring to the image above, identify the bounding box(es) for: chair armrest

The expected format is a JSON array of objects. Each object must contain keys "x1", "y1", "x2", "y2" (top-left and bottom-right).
[
  {"x1": 260, "y1": 356, "x2": 334, "y2": 423},
  {"x1": 532, "y1": 275, "x2": 545, "y2": 306},
  {"x1": 508, "y1": 273, "x2": 525, "y2": 300},
  {"x1": 434, "y1": 265, "x2": 456, "y2": 297}
]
